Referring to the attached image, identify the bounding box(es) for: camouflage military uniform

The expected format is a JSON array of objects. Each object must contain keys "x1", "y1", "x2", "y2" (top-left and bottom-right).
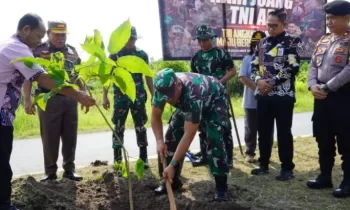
[
  {"x1": 169, "y1": 24, "x2": 234, "y2": 167},
  {"x1": 109, "y1": 47, "x2": 149, "y2": 158},
  {"x1": 190, "y1": 43, "x2": 234, "y2": 167},
  {"x1": 152, "y1": 69, "x2": 230, "y2": 177}
]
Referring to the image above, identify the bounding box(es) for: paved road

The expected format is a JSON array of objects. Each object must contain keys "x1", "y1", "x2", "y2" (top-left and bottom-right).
[{"x1": 11, "y1": 112, "x2": 313, "y2": 177}]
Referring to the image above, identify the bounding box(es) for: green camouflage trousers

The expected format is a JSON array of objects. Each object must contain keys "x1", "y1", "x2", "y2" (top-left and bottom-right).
[
  {"x1": 199, "y1": 93, "x2": 233, "y2": 161},
  {"x1": 112, "y1": 89, "x2": 148, "y2": 149},
  {"x1": 165, "y1": 108, "x2": 229, "y2": 176}
]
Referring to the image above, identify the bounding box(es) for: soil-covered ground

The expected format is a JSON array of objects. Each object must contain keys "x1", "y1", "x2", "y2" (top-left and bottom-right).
[
  {"x1": 11, "y1": 137, "x2": 350, "y2": 210},
  {"x1": 11, "y1": 169, "x2": 248, "y2": 210}
]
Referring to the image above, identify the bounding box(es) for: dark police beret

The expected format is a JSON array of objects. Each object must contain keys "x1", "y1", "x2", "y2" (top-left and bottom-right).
[{"x1": 324, "y1": 0, "x2": 350, "y2": 16}]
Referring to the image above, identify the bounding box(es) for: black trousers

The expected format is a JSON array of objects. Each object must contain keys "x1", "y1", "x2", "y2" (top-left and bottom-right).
[
  {"x1": 0, "y1": 126, "x2": 13, "y2": 210},
  {"x1": 257, "y1": 97, "x2": 295, "y2": 170},
  {"x1": 312, "y1": 84, "x2": 350, "y2": 180}
]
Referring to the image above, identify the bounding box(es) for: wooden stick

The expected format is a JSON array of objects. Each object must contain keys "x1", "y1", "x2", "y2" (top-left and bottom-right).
[{"x1": 163, "y1": 160, "x2": 177, "y2": 210}]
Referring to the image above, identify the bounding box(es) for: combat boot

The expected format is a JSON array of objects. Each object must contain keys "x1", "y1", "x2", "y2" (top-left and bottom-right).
[
  {"x1": 114, "y1": 148, "x2": 123, "y2": 162},
  {"x1": 214, "y1": 175, "x2": 229, "y2": 201},
  {"x1": 139, "y1": 147, "x2": 149, "y2": 169},
  {"x1": 155, "y1": 156, "x2": 184, "y2": 195}
]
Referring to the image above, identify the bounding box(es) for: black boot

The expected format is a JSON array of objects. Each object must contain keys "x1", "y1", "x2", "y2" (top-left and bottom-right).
[
  {"x1": 307, "y1": 174, "x2": 333, "y2": 189},
  {"x1": 114, "y1": 148, "x2": 122, "y2": 162},
  {"x1": 155, "y1": 157, "x2": 184, "y2": 195},
  {"x1": 214, "y1": 175, "x2": 228, "y2": 201},
  {"x1": 139, "y1": 147, "x2": 149, "y2": 169}
]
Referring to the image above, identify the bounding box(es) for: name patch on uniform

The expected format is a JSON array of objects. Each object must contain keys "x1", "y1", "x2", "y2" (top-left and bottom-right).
[
  {"x1": 316, "y1": 47, "x2": 325, "y2": 54},
  {"x1": 335, "y1": 47, "x2": 345, "y2": 53},
  {"x1": 335, "y1": 56, "x2": 342, "y2": 63},
  {"x1": 321, "y1": 38, "x2": 330, "y2": 43},
  {"x1": 277, "y1": 48, "x2": 284, "y2": 56},
  {"x1": 316, "y1": 57, "x2": 321, "y2": 65}
]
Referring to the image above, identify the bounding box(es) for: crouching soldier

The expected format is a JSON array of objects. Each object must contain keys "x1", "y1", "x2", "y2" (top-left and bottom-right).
[{"x1": 151, "y1": 68, "x2": 230, "y2": 201}]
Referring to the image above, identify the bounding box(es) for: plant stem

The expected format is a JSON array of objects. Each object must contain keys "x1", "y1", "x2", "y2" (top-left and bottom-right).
[{"x1": 81, "y1": 79, "x2": 134, "y2": 210}]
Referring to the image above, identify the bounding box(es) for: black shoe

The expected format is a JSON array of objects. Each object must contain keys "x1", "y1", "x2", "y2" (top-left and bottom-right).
[
  {"x1": 307, "y1": 175, "x2": 333, "y2": 189},
  {"x1": 40, "y1": 174, "x2": 57, "y2": 182},
  {"x1": 63, "y1": 171, "x2": 83, "y2": 181},
  {"x1": 333, "y1": 180, "x2": 350, "y2": 198},
  {"x1": 214, "y1": 189, "x2": 229, "y2": 201},
  {"x1": 276, "y1": 170, "x2": 294, "y2": 181},
  {"x1": 192, "y1": 157, "x2": 208, "y2": 167},
  {"x1": 7, "y1": 205, "x2": 19, "y2": 210},
  {"x1": 154, "y1": 178, "x2": 183, "y2": 195},
  {"x1": 228, "y1": 159, "x2": 233, "y2": 169},
  {"x1": 251, "y1": 166, "x2": 269, "y2": 175}
]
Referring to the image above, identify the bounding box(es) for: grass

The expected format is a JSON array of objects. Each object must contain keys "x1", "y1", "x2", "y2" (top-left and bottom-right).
[
  {"x1": 13, "y1": 83, "x2": 314, "y2": 140},
  {"x1": 13, "y1": 137, "x2": 350, "y2": 210}
]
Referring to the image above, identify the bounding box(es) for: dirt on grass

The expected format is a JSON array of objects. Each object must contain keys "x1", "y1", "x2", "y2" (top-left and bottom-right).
[
  {"x1": 11, "y1": 137, "x2": 350, "y2": 210},
  {"x1": 11, "y1": 169, "x2": 248, "y2": 210}
]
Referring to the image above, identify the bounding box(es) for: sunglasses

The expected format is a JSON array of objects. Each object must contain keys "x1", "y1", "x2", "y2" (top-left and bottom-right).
[{"x1": 267, "y1": 23, "x2": 279, "y2": 29}]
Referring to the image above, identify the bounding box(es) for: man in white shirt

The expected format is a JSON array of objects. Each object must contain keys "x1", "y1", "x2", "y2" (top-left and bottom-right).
[{"x1": 0, "y1": 13, "x2": 95, "y2": 210}]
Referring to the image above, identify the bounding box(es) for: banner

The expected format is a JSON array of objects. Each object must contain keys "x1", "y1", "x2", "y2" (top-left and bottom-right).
[{"x1": 158, "y1": 0, "x2": 326, "y2": 60}]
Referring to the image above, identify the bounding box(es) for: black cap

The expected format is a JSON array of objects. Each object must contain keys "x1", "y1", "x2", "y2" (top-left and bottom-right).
[{"x1": 324, "y1": 0, "x2": 350, "y2": 16}]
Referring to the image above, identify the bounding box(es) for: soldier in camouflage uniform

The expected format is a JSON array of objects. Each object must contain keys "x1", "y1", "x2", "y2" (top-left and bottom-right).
[
  {"x1": 152, "y1": 68, "x2": 230, "y2": 201},
  {"x1": 189, "y1": 24, "x2": 236, "y2": 168},
  {"x1": 103, "y1": 26, "x2": 154, "y2": 168}
]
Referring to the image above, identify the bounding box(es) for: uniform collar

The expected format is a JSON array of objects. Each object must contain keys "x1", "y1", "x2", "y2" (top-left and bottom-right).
[{"x1": 46, "y1": 41, "x2": 68, "y2": 52}]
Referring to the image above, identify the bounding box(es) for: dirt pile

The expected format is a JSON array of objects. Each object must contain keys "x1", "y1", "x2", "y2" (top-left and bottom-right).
[{"x1": 12, "y1": 171, "x2": 250, "y2": 210}]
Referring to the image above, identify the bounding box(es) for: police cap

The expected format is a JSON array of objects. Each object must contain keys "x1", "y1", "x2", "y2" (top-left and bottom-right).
[
  {"x1": 48, "y1": 21, "x2": 68, "y2": 34},
  {"x1": 324, "y1": 0, "x2": 350, "y2": 16}
]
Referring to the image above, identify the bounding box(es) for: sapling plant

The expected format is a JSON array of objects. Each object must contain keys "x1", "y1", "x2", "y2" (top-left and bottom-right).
[{"x1": 11, "y1": 18, "x2": 153, "y2": 210}]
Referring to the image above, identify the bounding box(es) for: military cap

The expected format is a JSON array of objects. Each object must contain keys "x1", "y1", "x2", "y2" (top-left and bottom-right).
[
  {"x1": 48, "y1": 21, "x2": 68, "y2": 34},
  {"x1": 153, "y1": 68, "x2": 178, "y2": 101},
  {"x1": 131, "y1": 26, "x2": 142, "y2": 39},
  {"x1": 196, "y1": 24, "x2": 216, "y2": 40},
  {"x1": 251, "y1": 31, "x2": 266, "y2": 42},
  {"x1": 324, "y1": 0, "x2": 350, "y2": 16}
]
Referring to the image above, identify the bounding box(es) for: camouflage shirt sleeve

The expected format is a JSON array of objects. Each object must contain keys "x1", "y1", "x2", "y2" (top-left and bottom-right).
[
  {"x1": 190, "y1": 54, "x2": 198, "y2": 73},
  {"x1": 221, "y1": 49, "x2": 234, "y2": 70},
  {"x1": 183, "y1": 97, "x2": 202, "y2": 124},
  {"x1": 151, "y1": 92, "x2": 166, "y2": 111},
  {"x1": 269, "y1": 36, "x2": 303, "y2": 86}
]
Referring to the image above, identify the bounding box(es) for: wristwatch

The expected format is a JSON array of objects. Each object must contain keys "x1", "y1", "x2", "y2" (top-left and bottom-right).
[
  {"x1": 321, "y1": 84, "x2": 330, "y2": 93},
  {"x1": 170, "y1": 160, "x2": 178, "y2": 167}
]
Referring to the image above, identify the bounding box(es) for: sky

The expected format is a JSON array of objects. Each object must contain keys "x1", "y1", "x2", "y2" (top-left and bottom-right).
[{"x1": 0, "y1": 0, "x2": 163, "y2": 61}]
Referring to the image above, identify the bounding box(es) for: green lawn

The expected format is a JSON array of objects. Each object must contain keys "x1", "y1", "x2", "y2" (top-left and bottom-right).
[{"x1": 13, "y1": 87, "x2": 314, "y2": 140}]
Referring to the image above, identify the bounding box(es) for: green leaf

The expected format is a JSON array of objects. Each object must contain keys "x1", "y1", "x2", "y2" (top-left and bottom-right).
[
  {"x1": 112, "y1": 67, "x2": 136, "y2": 102},
  {"x1": 84, "y1": 35, "x2": 94, "y2": 44},
  {"x1": 113, "y1": 162, "x2": 128, "y2": 179},
  {"x1": 81, "y1": 43, "x2": 106, "y2": 61},
  {"x1": 116, "y1": 55, "x2": 154, "y2": 77},
  {"x1": 105, "y1": 58, "x2": 117, "y2": 67},
  {"x1": 10, "y1": 56, "x2": 51, "y2": 68},
  {"x1": 24, "y1": 60, "x2": 34, "y2": 69},
  {"x1": 94, "y1": 30, "x2": 105, "y2": 50},
  {"x1": 34, "y1": 93, "x2": 47, "y2": 111},
  {"x1": 135, "y1": 159, "x2": 144, "y2": 180},
  {"x1": 108, "y1": 18, "x2": 131, "y2": 54}
]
